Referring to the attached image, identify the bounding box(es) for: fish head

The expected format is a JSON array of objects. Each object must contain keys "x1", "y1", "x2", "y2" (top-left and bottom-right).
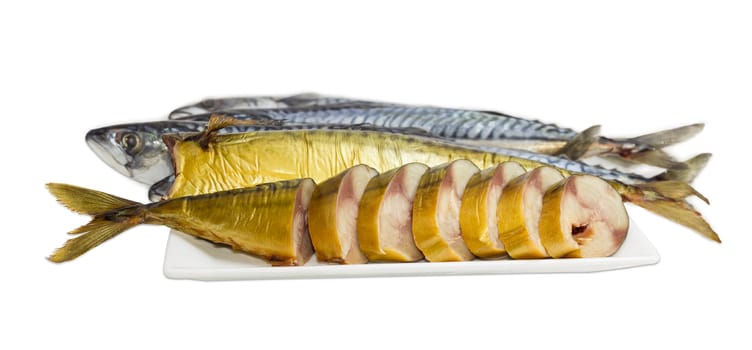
[
  {"x1": 168, "y1": 96, "x2": 285, "y2": 119},
  {"x1": 85, "y1": 121, "x2": 204, "y2": 184}
]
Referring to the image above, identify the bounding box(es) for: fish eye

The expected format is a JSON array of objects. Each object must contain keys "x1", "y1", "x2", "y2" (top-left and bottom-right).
[{"x1": 120, "y1": 132, "x2": 144, "y2": 156}]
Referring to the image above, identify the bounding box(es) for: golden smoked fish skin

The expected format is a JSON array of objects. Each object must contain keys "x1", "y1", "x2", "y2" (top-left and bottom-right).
[
  {"x1": 357, "y1": 163, "x2": 428, "y2": 262},
  {"x1": 47, "y1": 180, "x2": 315, "y2": 265},
  {"x1": 412, "y1": 160, "x2": 479, "y2": 262},
  {"x1": 153, "y1": 179, "x2": 315, "y2": 265},
  {"x1": 167, "y1": 130, "x2": 569, "y2": 199},
  {"x1": 307, "y1": 165, "x2": 377, "y2": 264},
  {"x1": 165, "y1": 121, "x2": 719, "y2": 243},
  {"x1": 497, "y1": 167, "x2": 565, "y2": 259},
  {"x1": 459, "y1": 162, "x2": 526, "y2": 259}
]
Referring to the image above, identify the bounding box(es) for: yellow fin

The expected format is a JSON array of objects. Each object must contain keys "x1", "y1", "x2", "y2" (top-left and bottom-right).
[
  {"x1": 637, "y1": 181, "x2": 709, "y2": 204},
  {"x1": 653, "y1": 153, "x2": 712, "y2": 184},
  {"x1": 622, "y1": 184, "x2": 719, "y2": 243},
  {"x1": 48, "y1": 218, "x2": 137, "y2": 263},
  {"x1": 628, "y1": 149, "x2": 688, "y2": 170},
  {"x1": 47, "y1": 183, "x2": 139, "y2": 215},
  {"x1": 197, "y1": 114, "x2": 284, "y2": 149},
  {"x1": 47, "y1": 183, "x2": 145, "y2": 263}
]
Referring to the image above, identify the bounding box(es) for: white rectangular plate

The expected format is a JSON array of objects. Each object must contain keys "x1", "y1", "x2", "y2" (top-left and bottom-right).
[{"x1": 163, "y1": 220, "x2": 659, "y2": 281}]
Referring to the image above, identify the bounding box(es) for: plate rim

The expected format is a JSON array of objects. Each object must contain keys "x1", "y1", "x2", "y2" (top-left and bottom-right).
[{"x1": 163, "y1": 219, "x2": 660, "y2": 281}]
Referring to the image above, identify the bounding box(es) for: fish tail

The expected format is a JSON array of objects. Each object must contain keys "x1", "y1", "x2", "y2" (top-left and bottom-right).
[
  {"x1": 557, "y1": 125, "x2": 602, "y2": 160},
  {"x1": 627, "y1": 123, "x2": 705, "y2": 148},
  {"x1": 652, "y1": 153, "x2": 712, "y2": 184},
  {"x1": 596, "y1": 124, "x2": 705, "y2": 169},
  {"x1": 636, "y1": 180, "x2": 709, "y2": 204},
  {"x1": 46, "y1": 183, "x2": 146, "y2": 263},
  {"x1": 623, "y1": 149, "x2": 688, "y2": 170},
  {"x1": 555, "y1": 124, "x2": 704, "y2": 171},
  {"x1": 620, "y1": 181, "x2": 720, "y2": 243},
  {"x1": 47, "y1": 182, "x2": 140, "y2": 215}
]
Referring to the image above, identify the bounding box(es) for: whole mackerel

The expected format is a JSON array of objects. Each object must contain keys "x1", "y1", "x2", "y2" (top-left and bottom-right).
[
  {"x1": 177, "y1": 104, "x2": 705, "y2": 169},
  {"x1": 86, "y1": 117, "x2": 709, "y2": 203}
]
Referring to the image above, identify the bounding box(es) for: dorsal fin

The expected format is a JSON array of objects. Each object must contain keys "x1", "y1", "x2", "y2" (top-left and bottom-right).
[{"x1": 197, "y1": 114, "x2": 282, "y2": 149}]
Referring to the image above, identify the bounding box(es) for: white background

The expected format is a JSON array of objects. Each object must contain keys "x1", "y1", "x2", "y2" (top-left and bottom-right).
[{"x1": 2, "y1": 1, "x2": 749, "y2": 349}]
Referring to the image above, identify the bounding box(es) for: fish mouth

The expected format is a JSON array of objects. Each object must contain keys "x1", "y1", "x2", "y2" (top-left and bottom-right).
[{"x1": 85, "y1": 132, "x2": 133, "y2": 180}]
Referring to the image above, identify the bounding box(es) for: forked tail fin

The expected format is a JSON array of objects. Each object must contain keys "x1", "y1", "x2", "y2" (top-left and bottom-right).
[
  {"x1": 653, "y1": 153, "x2": 712, "y2": 184},
  {"x1": 627, "y1": 123, "x2": 705, "y2": 148},
  {"x1": 47, "y1": 183, "x2": 146, "y2": 263},
  {"x1": 620, "y1": 181, "x2": 720, "y2": 243},
  {"x1": 581, "y1": 123, "x2": 705, "y2": 170},
  {"x1": 624, "y1": 149, "x2": 688, "y2": 170},
  {"x1": 520, "y1": 123, "x2": 705, "y2": 172},
  {"x1": 615, "y1": 124, "x2": 705, "y2": 170},
  {"x1": 47, "y1": 183, "x2": 139, "y2": 215},
  {"x1": 636, "y1": 180, "x2": 709, "y2": 204}
]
